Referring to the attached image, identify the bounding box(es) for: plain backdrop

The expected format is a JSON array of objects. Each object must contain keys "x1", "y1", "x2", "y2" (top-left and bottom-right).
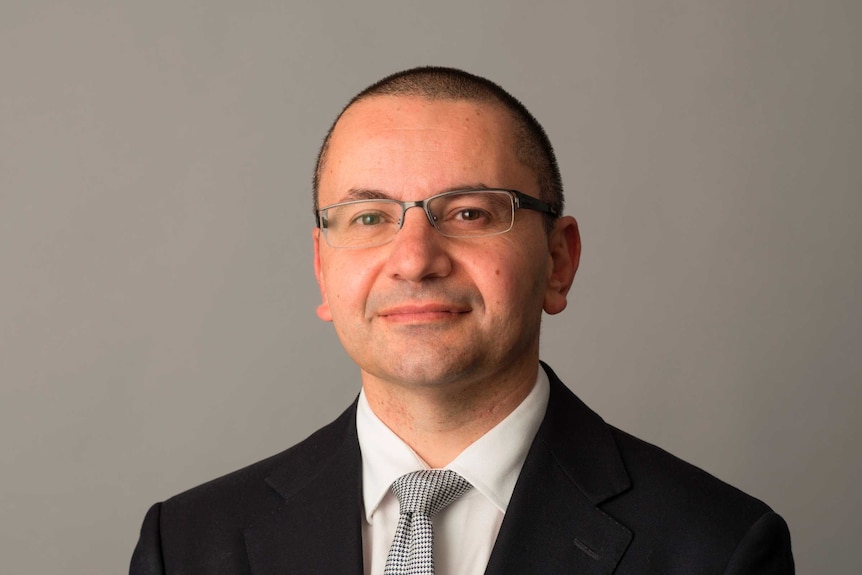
[{"x1": 1, "y1": 1, "x2": 859, "y2": 573}]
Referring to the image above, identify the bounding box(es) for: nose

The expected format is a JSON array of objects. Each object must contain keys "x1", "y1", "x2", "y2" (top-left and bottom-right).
[{"x1": 383, "y1": 205, "x2": 452, "y2": 282}]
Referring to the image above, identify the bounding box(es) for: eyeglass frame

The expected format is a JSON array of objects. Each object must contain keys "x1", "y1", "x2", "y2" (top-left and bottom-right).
[{"x1": 314, "y1": 188, "x2": 560, "y2": 248}]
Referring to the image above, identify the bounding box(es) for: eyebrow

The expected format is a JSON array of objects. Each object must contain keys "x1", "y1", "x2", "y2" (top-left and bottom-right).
[
  {"x1": 337, "y1": 183, "x2": 493, "y2": 204},
  {"x1": 340, "y1": 188, "x2": 392, "y2": 202}
]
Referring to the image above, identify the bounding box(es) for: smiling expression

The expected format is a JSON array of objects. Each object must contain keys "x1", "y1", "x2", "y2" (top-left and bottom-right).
[{"x1": 314, "y1": 95, "x2": 575, "y2": 392}]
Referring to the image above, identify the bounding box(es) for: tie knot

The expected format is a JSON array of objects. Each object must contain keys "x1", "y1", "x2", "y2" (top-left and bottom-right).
[{"x1": 390, "y1": 470, "x2": 471, "y2": 517}]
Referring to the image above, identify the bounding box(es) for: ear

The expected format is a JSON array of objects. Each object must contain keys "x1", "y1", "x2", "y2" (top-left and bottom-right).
[
  {"x1": 313, "y1": 229, "x2": 333, "y2": 322},
  {"x1": 543, "y1": 216, "x2": 581, "y2": 315}
]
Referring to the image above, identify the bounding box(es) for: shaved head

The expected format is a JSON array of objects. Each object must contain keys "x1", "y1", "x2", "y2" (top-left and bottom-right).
[{"x1": 313, "y1": 66, "x2": 564, "y2": 230}]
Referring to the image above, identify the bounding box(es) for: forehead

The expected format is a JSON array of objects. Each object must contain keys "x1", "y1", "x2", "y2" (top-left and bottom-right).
[
  {"x1": 319, "y1": 96, "x2": 531, "y2": 202},
  {"x1": 336, "y1": 95, "x2": 510, "y2": 138}
]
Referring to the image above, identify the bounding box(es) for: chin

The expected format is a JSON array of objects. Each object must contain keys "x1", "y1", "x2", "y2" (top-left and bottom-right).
[{"x1": 375, "y1": 350, "x2": 490, "y2": 389}]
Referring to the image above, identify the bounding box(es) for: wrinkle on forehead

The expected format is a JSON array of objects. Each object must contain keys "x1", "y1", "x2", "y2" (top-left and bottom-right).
[
  {"x1": 334, "y1": 183, "x2": 493, "y2": 204},
  {"x1": 319, "y1": 96, "x2": 534, "y2": 205}
]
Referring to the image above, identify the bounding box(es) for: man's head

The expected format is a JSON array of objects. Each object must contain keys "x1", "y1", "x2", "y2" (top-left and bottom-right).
[
  {"x1": 312, "y1": 67, "x2": 580, "y2": 394},
  {"x1": 314, "y1": 67, "x2": 564, "y2": 232}
]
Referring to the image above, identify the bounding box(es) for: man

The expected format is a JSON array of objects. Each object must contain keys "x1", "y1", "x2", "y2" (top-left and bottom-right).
[{"x1": 131, "y1": 67, "x2": 794, "y2": 574}]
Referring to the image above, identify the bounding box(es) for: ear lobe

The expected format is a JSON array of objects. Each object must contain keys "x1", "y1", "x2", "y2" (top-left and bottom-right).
[
  {"x1": 543, "y1": 216, "x2": 581, "y2": 315},
  {"x1": 313, "y1": 229, "x2": 333, "y2": 322}
]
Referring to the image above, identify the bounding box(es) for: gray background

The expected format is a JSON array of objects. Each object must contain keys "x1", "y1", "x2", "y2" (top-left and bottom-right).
[{"x1": 1, "y1": 1, "x2": 859, "y2": 572}]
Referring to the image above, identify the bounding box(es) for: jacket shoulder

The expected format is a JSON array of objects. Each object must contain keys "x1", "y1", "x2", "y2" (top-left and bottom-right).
[
  {"x1": 606, "y1": 426, "x2": 789, "y2": 571},
  {"x1": 539, "y1": 364, "x2": 791, "y2": 571},
  {"x1": 609, "y1": 425, "x2": 773, "y2": 518},
  {"x1": 161, "y1": 401, "x2": 356, "y2": 521},
  {"x1": 132, "y1": 403, "x2": 357, "y2": 572}
]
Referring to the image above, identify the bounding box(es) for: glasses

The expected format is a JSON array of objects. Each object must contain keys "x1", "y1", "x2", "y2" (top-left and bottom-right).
[{"x1": 315, "y1": 189, "x2": 558, "y2": 249}]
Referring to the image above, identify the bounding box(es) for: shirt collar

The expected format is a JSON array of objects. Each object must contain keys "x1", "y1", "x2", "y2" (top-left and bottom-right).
[{"x1": 356, "y1": 366, "x2": 550, "y2": 521}]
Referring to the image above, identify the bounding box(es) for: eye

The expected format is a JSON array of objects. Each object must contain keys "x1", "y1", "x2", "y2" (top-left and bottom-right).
[
  {"x1": 351, "y1": 211, "x2": 385, "y2": 226},
  {"x1": 452, "y1": 208, "x2": 489, "y2": 222}
]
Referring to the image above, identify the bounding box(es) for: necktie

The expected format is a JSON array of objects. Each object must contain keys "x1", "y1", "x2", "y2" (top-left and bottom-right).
[{"x1": 383, "y1": 469, "x2": 472, "y2": 575}]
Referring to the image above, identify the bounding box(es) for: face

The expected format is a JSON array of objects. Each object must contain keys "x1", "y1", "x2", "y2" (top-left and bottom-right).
[{"x1": 314, "y1": 96, "x2": 579, "y2": 392}]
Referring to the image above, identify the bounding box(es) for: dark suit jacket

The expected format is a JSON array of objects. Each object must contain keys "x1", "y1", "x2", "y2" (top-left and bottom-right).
[{"x1": 130, "y1": 364, "x2": 794, "y2": 574}]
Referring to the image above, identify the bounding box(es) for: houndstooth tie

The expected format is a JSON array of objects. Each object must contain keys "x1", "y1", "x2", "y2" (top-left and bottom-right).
[{"x1": 383, "y1": 469, "x2": 472, "y2": 575}]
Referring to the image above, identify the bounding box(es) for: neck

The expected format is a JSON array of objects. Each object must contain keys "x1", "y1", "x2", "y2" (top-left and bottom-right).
[{"x1": 361, "y1": 360, "x2": 539, "y2": 468}]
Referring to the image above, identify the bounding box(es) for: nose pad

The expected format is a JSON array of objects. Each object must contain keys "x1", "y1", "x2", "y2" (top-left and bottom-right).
[
  {"x1": 423, "y1": 206, "x2": 440, "y2": 230},
  {"x1": 398, "y1": 202, "x2": 439, "y2": 235}
]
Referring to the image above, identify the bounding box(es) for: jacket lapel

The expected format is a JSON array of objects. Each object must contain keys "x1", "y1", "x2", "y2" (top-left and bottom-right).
[
  {"x1": 240, "y1": 364, "x2": 632, "y2": 574},
  {"x1": 484, "y1": 364, "x2": 633, "y2": 574},
  {"x1": 244, "y1": 403, "x2": 365, "y2": 575}
]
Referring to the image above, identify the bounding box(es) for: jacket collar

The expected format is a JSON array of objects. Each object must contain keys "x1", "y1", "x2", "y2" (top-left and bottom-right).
[
  {"x1": 244, "y1": 403, "x2": 365, "y2": 575},
  {"x1": 483, "y1": 363, "x2": 633, "y2": 574}
]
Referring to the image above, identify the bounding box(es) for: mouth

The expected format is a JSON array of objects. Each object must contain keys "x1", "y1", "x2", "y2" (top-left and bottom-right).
[{"x1": 377, "y1": 303, "x2": 471, "y2": 323}]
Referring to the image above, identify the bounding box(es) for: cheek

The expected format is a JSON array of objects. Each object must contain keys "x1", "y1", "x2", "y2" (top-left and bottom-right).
[
  {"x1": 489, "y1": 249, "x2": 550, "y2": 306},
  {"x1": 467, "y1": 252, "x2": 533, "y2": 308},
  {"x1": 325, "y1": 255, "x2": 378, "y2": 311}
]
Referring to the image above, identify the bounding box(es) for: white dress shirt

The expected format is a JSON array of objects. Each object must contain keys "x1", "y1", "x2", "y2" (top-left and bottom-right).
[{"x1": 356, "y1": 367, "x2": 550, "y2": 575}]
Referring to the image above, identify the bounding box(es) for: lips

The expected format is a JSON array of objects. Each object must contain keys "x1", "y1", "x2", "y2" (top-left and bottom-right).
[{"x1": 377, "y1": 302, "x2": 471, "y2": 322}]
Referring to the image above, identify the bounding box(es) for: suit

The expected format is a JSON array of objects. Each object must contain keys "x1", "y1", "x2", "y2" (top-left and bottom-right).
[{"x1": 130, "y1": 363, "x2": 794, "y2": 574}]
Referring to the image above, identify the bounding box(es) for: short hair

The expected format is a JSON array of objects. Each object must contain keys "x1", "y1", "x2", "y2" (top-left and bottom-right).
[{"x1": 313, "y1": 66, "x2": 564, "y2": 231}]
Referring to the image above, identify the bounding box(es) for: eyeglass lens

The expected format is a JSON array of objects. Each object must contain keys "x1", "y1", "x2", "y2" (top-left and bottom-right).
[{"x1": 321, "y1": 190, "x2": 515, "y2": 248}]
